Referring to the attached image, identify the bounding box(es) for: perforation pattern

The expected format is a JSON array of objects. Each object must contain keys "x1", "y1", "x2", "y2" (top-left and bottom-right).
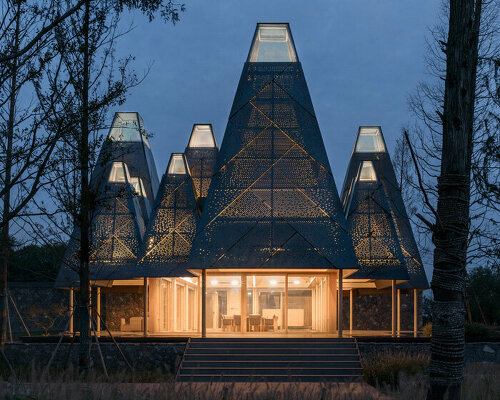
[
  {"x1": 189, "y1": 62, "x2": 357, "y2": 270},
  {"x1": 341, "y1": 129, "x2": 429, "y2": 289}
]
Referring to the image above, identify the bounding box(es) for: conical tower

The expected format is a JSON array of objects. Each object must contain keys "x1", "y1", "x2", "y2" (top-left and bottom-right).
[
  {"x1": 93, "y1": 112, "x2": 159, "y2": 222},
  {"x1": 188, "y1": 23, "x2": 357, "y2": 270},
  {"x1": 56, "y1": 161, "x2": 146, "y2": 285},
  {"x1": 137, "y1": 154, "x2": 200, "y2": 276},
  {"x1": 341, "y1": 126, "x2": 428, "y2": 289},
  {"x1": 184, "y1": 124, "x2": 218, "y2": 209}
]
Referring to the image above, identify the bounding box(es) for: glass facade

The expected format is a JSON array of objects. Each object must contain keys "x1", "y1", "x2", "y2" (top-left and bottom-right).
[
  {"x1": 188, "y1": 125, "x2": 216, "y2": 148},
  {"x1": 355, "y1": 127, "x2": 386, "y2": 153}
]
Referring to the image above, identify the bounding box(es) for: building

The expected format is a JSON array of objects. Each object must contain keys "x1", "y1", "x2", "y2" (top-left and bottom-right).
[{"x1": 56, "y1": 23, "x2": 428, "y2": 337}]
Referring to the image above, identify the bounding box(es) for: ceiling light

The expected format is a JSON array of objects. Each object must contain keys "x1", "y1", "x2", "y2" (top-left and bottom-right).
[
  {"x1": 269, "y1": 280, "x2": 277, "y2": 286},
  {"x1": 231, "y1": 280, "x2": 239, "y2": 286},
  {"x1": 293, "y1": 280, "x2": 300, "y2": 285},
  {"x1": 210, "y1": 280, "x2": 218, "y2": 285}
]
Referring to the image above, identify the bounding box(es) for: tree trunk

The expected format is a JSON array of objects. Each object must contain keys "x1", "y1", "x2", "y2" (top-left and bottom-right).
[
  {"x1": 0, "y1": 1, "x2": 21, "y2": 349},
  {"x1": 78, "y1": 1, "x2": 91, "y2": 371},
  {"x1": 428, "y1": 1, "x2": 481, "y2": 399}
]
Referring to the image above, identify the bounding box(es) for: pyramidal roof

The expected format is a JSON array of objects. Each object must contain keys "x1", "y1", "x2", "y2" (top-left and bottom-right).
[
  {"x1": 56, "y1": 162, "x2": 146, "y2": 285},
  {"x1": 341, "y1": 127, "x2": 429, "y2": 289},
  {"x1": 93, "y1": 112, "x2": 160, "y2": 222},
  {"x1": 188, "y1": 23, "x2": 358, "y2": 270},
  {"x1": 184, "y1": 124, "x2": 218, "y2": 205},
  {"x1": 137, "y1": 154, "x2": 200, "y2": 276}
]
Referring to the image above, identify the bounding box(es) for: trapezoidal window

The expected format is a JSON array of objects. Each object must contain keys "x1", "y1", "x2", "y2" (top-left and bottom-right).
[
  {"x1": 355, "y1": 127, "x2": 386, "y2": 153},
  {"x1": 248, "y1": 24, "x2": 298, "y2": 62},
  {"x1": 130, "y1": 177, "x2": 147, "y2": 198},
  {"x1": 108, "y1": 162, "x2": 130, "y2": 183},
  {"x1": 109, "y1": 112, "x2": 148, "y2": 144},
  {"x1": 167, "y1": 153, "x2": 187, "y2": 175},
  {"x1": 188, "y1": 125, "x2": 216, "y2": 148},
  {"x1": 358, "y1": 161, "x2": 377, "y2": 182}
]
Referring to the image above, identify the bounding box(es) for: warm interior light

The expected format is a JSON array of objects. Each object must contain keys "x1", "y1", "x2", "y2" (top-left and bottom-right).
[
  {"x1": 210, "y1": 280, "x2": 218, "y2": 285},
  {"x1": 293, "y1": 280, "x2": 300, "y2": 285},
  {"x1": 247, "y1": 291, "x2": 251, "y2": 295},
  {"x1": 230, "y1": 280, "x2": 239, "y2": 286},
  {"x1": 269, "y1": 279, "x2": 277, "y2": 286}
]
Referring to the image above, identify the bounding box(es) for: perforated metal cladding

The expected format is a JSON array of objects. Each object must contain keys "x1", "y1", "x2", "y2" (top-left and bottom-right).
[
  {"x1": 341, "y1": 147, "x2": 429, "y2": 289},
  {"x1": 184, "y1": 147, "x2": 218, "y2": 202},
  {"x1": 137, "y1": 172, "x2": 199, "y2": 276},
  {"x1": 56, "y1": 183, "x2": 145, "y2": 286},
  {"x1": 189, "y1": 62, "x2": 358, "y2": 270}
]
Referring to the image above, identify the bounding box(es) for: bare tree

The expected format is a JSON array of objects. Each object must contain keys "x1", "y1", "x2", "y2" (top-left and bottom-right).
[{"x1": 427, "y1": 1, "x2": 483, "y2": 398}]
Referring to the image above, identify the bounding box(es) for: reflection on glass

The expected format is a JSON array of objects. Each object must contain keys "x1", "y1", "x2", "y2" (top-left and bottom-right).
[
  {"x1": 247, "y1": 275, "x2": 285, "y2": 332},
  {"x1": 109, "y1": 162, "x2": 129, "y2": 182}
]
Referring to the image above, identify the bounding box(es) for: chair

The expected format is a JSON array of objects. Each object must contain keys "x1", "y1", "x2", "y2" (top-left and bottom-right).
[
  {"x1": 263, "y1": 315, "x2": 278, "y2": 332},
  {"x1": 221, "y1": 315, "x2": 233, "y2": 332},
  {"x1": 248, "y1": 314, "x2": 262, "y2": 332},
  {"x1": 233, "y1": 315, "x2": 241, "y2": 332}
]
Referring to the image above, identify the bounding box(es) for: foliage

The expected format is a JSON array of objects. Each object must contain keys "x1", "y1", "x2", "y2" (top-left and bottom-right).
[
  {"x1": 362, "y1": 350, "x2": 430, "y2": 389},
  {"x1": 8, "y1": 242, "x2": 66, "y2": 282},
  {"x1": 464, "y1": 322, "x2": 494, "y2": 338},
  {"x1": 26, "y1": 304, "x2": 67, "y2": 335},
  {"x1": 466, "y1": 266, "x2": 500, "y2": 325}
]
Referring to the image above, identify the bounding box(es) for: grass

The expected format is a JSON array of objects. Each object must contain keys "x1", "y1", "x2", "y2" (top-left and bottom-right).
[
  {"x1": 0, "y1": 360, "x2": 497, "y2": 399},
  {"x1": 361, "y1": 350, "x2": 430, "y2": 389}
]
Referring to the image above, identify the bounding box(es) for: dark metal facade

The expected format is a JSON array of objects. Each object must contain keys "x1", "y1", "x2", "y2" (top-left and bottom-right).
[
  {"x1": 188, "y1": 57, "x2": 358, "y2": 270},
  {"x1": 341, "y1": 127, "x2": 429, "y2": 289},
  {"x1": 137, "y1": 154, "x2": 200, "y2": 277}
]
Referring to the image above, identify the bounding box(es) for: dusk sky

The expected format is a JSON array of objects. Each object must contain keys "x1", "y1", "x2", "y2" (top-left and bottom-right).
[{"x1": 116, "y1": 0, "x2": 440, "y2": 188}]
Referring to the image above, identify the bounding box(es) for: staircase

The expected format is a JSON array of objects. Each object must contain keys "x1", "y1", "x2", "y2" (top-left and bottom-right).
[{"x1": 176, "y1": 338, "x2": 363, "y2": 382}]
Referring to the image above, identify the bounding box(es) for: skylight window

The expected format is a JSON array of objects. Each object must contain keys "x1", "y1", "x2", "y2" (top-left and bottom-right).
[
  {"x1": 109, "y1": 112, "x2": 147, "y2": 143},
  {"x1": 355, "y1": 127, "x2": 386, "y2": 153},
  {"x1": 358, "y1": 161, "x2": 377, "y2": 182},
  {"x1": 130, "y1": 177, "x2": 147, "y2": 198},
  {"x1": 167, "y1": 154, "x2": 187, "y2": 175},
  {"x1": 109, "y1": 162, "x2": 130, "y2": 183},
  {"x1": 188, "y1": 124, "x2": 216, "y2": 148},
  {"x1": 248, "y1": 24, "x2": 297, "y2": 62}
]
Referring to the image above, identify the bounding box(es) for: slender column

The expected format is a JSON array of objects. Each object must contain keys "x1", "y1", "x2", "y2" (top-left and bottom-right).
[
  {"x1": 69, "y1": 288, "x2": 74, "y2": 334},
  {"x1": 240, "y1": 274, "x2": 247, "y2": 333},
  {"x1": 349, "y1": 288, "x2": 353, "y2": 334},
  {"x1": 201, "y1": 270, "x2": 206, "y2": 338},
  {"x1": 284, "y1": 274, "x2": 288, "y2": 333},
  {"x1": 338, "y1": 270, "x2": 343, "y2": 338},
  {"x1": 96, "y1": 287, "x2": 101, "y2": 337},
  {"x1": 397, "y1": 288, "x2": 401, "y2": 337},
  {"x1": 391, "y1": 280, "x2": 396, "y2": 337},
  {"x1": 143, "y1": 277, "x2": 148, "y2": 337},
  {"x1": 328, "y1": 272, "x2": 337, "y2": 333},
  {"x1": 413, "y1": 289, "x2": 418, "y2": 337}
]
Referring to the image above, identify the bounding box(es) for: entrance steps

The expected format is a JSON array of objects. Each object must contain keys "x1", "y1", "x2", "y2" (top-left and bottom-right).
[{"x1": 176, "y1": 338, "x2": 363, "y2": 382}]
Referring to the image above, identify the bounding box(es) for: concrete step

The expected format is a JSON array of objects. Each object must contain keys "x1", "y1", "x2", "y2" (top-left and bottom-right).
[{"x1": 176, "y1": 338, "x2": 363, "y2": 383}]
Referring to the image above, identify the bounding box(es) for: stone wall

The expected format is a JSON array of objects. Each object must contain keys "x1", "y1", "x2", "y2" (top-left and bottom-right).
[
  {"x1": 3, "y1": 342, "x2": 185, "y2": 374},
  {"x1": 357, "y1": 341, "x2": 500, "y2": 364},
  {"x1": 342, "y1": 291, "x2": 423, "y2": 331},
  {"x1": 8, "y1": 283, "x2": 69, "y2": 335}
]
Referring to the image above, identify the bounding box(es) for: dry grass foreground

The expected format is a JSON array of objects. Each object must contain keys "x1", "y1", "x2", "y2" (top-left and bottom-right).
[{"x1": 0, "y1": 363, "x2": 497, "y2": 399}]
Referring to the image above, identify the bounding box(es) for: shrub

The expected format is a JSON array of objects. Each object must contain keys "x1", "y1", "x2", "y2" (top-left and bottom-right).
[
  {"x1": 465, "y1": 322, "x2": 492, "y2": 338},
  {"x1": 362, "y1": 350, "x2": 430, "y2": 389},
  {"x1": 422, "y1": 322, "x2": 432, "y2": 337}
]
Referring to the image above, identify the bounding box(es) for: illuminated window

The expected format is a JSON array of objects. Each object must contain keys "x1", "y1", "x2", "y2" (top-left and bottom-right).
[
  {"x1": 109, "y1": 112, "x2": 145, "y2": 143},
  {"x1": 248, "y1": 24, "x2": 298, "y2": 62},
  {"x1": 167, "y1": 153, "x2": 187, "y2": 175},
  {"x1": 108, "y1": 162, "x2": 130, "y2": 182},
  {"x1": 130, "y1": 177, "x2": 147, "y2": 198},
  {"x1": 355, "y1": 127, "x2": 386, "y2": 153},
  {"x1": 358, "y1": 161, "x2": 377, "y2": 182},
  {"x1": 188, "y1": 124, "x2": 216, "y2": 148}
]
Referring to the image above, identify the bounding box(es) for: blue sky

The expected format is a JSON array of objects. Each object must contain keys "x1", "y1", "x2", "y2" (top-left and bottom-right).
[{"x1": 116, "y1": 0, "x2": 440, "y2": 187}]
